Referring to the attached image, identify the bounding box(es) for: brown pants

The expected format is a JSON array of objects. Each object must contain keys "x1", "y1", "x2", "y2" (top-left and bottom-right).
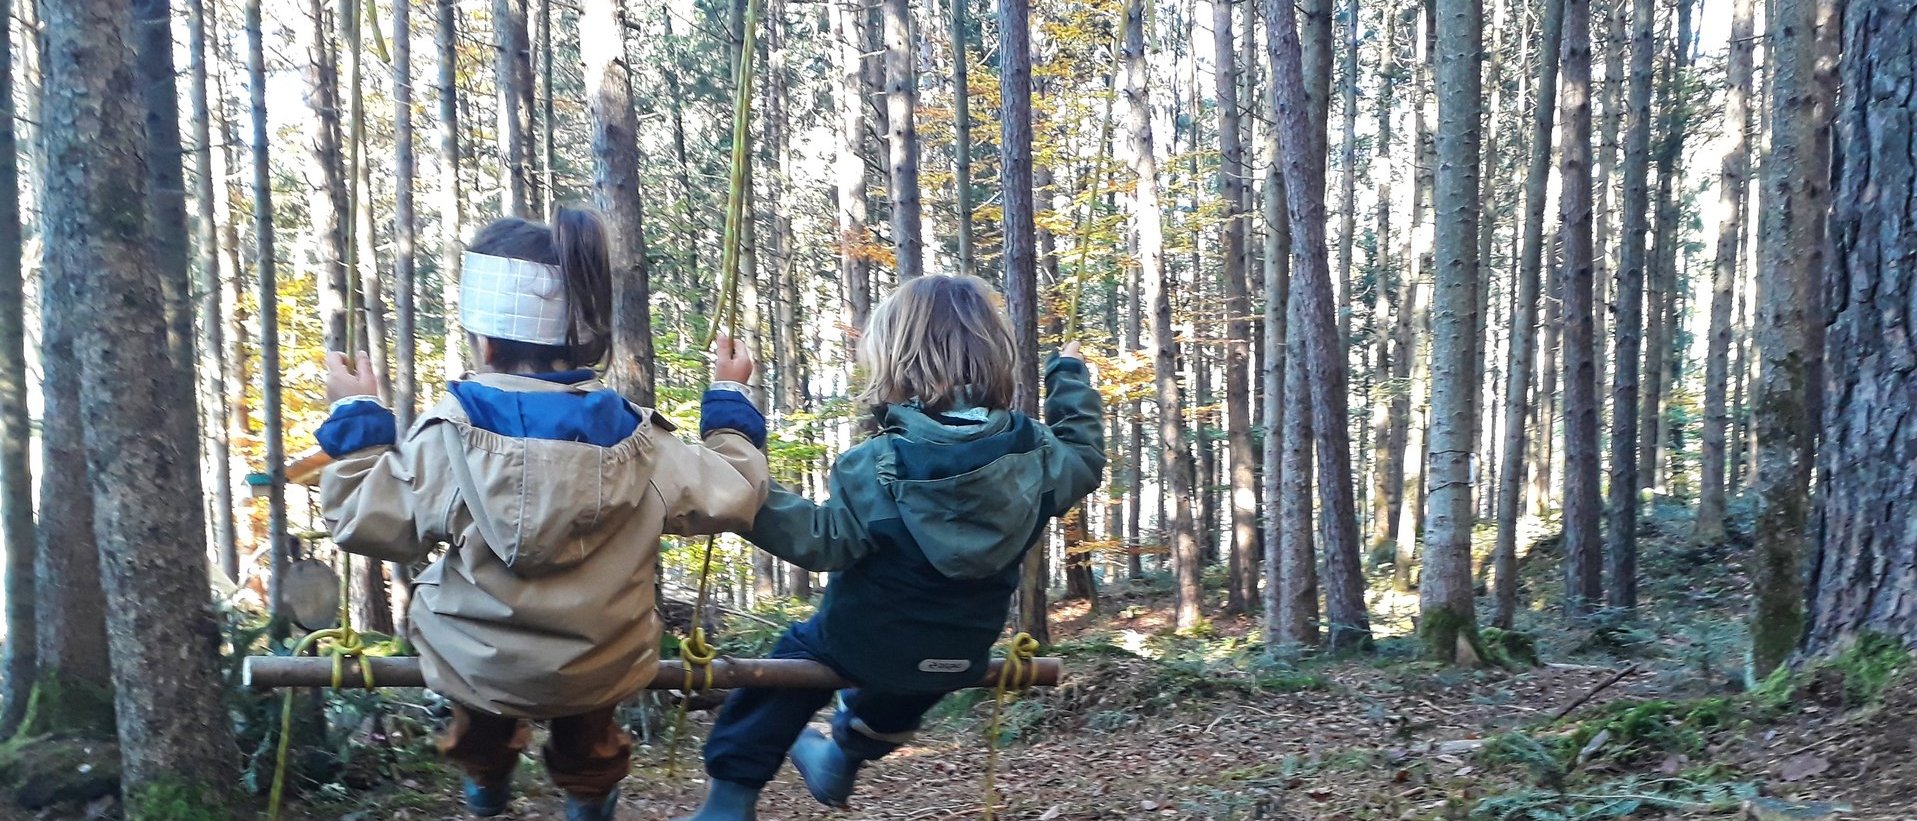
[{"x1": 437, "y1": 703, "x2": 633, "y2": 799}]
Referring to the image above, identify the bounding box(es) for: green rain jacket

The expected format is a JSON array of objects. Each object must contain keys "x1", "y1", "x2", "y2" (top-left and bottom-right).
[{"x1": 744, "y1": 356, "x2": 1105, "y2": 693}]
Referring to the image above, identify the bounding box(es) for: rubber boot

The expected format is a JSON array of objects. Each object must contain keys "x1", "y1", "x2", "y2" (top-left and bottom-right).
[
  {"x1": 672, "y1": 779, "x2": 761, "y2": 821},
  {"x1": 564, "y1": 789, "x2": 621, "y2": 821},
  {"x1": 788, "y1": 727, "x2": 861, "y2": 808},
  {"x1": 462, "y1": 777, "x2": 511, "y2": 817}
]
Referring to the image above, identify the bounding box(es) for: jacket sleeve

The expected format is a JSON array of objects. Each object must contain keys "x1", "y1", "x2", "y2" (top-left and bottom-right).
[
  {"x1": 741, "y1": 466, "x2": 877, "y2": 572},
  {"x1": 652, "y1": 389, "x2": 772, "y2": 536},
  {"x1": 1041, "y1": 355, "x2": 1108, "y2": 515},
  {"x1": 317, "y1": 399, "x2": 443, "y2": 564}
]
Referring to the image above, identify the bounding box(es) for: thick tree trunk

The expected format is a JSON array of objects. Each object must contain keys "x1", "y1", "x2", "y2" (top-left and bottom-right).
[
  {"x1": 1126, "y1": 0, "x2": 1201, "y2": 630},
  {"x1": 1693, "y1": 0, "x2": 1754, "y2": 545},
  {"x1": 436, "y1": 0, "x2": 464, "y2": 379},
  {"x1": 41, "y1": 0, "x2": 238, "y2": 798},
  {"x1": 388, "y1": 0, "x2": 417, "y2": 628},
  {"x1": 1806, "y1": 0, "x2": 1915, "y2": 655},
  {"x1": 833, "y1": 0, "x2": 871, "y2": 339},
  {"x1": 187, "y1": 0, "x2": 238, "y2": 586},
  {"x1": 584, "y1": 0, "x2": 653, "y2": 406},
  {"x1": 1558, "y1": 0, "x2": 1602, "y2": 616},
  {"x1": 0, "y1": 0, "x2": 35, "y2": 731},
  {"x1": 1270, "y1": 0, "x2": 1371, "y2": 651},
  {"x1": 495, "y1": 0, "x2": 533, "y2": 217},
  {"x1": 1605, "y1": 0, "x2": 1654, "y2": 611},
  {"x1": 1276, "y1": 283, "x2": 1319, "y2": 647},
  {"x1": 1002, "y1": 0, "x2": 1046, "y2": 643},
  {"x1": 1419, "y1": 0, "x2": 1483, "y2": 663},
  {"x1": 1368, "y1": 3, "x2": 1401, "y2": 555},
  {"x1": 248, "y1": 0, "x2": 290, "y2": 621},
  {"x1": 884, "y1": 0, "x2": 923, "y2": 279},
  {"x1": 1492, "y1": 0, "x2": 1563, "y2": 630},
  {"x1": 1750, "y1": 0, "x2": 1835, "y2": 677},
  {"x1": 1215, "y1": 0, "x2": 1256, "y2": 614},
  {"x1": 1260, "y1": 113, "x2": 1290, "y2": 633}
]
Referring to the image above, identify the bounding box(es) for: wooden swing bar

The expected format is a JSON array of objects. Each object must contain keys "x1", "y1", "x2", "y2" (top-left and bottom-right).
[{"x1": 242, "y1": 655, "x2": 1062, "y2": 691}]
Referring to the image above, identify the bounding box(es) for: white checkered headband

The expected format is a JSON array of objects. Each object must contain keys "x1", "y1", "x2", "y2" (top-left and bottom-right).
[{"x1": 459, "y1": 251, "x2": 575, "y2": 346}]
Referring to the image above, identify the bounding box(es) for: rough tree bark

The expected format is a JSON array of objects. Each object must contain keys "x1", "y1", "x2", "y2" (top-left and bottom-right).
[
  {"x1": 1558, "y1": 0, "x2": 1603, "y2": 616},
  {"x1": 436, "y1": 0, "x2": 464, "y2": 379},
  {"x1": 1805, "y1": 0, "x2": 1916, "y2": 656},
  {"x1": 1693, "y1": 0, "x2": 1753, "y2": 545},
  {"x1": 1215, "y1": 0, "x2": 1257, "y2": 615},
  {"x1": 41, "y1": 0, "x2": 239, "y2": 799},
  {"x1": 1269, "y1": 0, "x2": 1371, "y2": 651},
  {"x1": 1368, "y1": 4, "x2": 1402, "y2": 554},
  {"x1": 1001, "y1": 0, "x2": 1046, "y2": 642},
  {"x1": 1750, "y1": 0, "x2": 1836, "y2": 677},
  {"x1": 134, "y1": 0, "x2": 195, "y2": 385},
  {"x1": 0, "y1": 0, "x2": 35, "y2": 731},
  {"x1": 884, "y1": 0, "x2": 923, "y2": 279},
  {"x1": 584, "y1": 0, "x2": 653, "y2": 407},
  {"x1": 1605, "y1": 0, "x2": 1655, "y2": 611},
  {"x1": 1419, "y1": 0, "x2": 1483, "y2": 664},
  {"x1": 304, "y1": 0, "x2": 351, "y2": 356},
  {"x1": 1492, "y1": 0, "x2": 1563, "y2": 631},
  {"x1": 495, "y1": 0, "x2": 534, "y2": 216},
  {"x1": 1125, "y1": 0, "x2": 1201, "y2": 629},
  {"x1": 248, "y1": 0, "x2": 290, "y2": 621}
]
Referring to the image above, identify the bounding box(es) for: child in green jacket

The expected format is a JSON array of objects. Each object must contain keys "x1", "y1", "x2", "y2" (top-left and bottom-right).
[{"x1": 678, "y1": 274, "x2": 1106, "y2": 820}]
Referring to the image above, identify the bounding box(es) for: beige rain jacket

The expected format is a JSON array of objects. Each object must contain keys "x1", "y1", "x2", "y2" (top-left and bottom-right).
[{"x1": 319, "y1": 372, "x2": 769, "y2": 719}]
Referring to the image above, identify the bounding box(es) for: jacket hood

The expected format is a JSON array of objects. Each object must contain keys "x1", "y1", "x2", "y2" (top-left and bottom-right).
[
  {"x1": 878, "y1": 402, "x2": 1053, "y2": 581},
  {"x1": 442, "y1": 372, "x2": 655, "y2": 577}
]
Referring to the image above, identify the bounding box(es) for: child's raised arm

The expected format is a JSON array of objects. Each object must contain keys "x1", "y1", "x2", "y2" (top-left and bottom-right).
[
  {"x1": 1041, "y1": 349, "x2": 1108, "y2": 515},
  {"x1": 653, "y1": 387, "x2": 772, "y2": 536},
  {"x1": 316, "y1": 390, "x2": 442, "y2": 564}
]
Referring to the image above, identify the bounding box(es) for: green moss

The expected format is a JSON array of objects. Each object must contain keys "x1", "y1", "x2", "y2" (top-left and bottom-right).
[
  {"x1": 1753, "y1": 631, "x2": 1912, "y2": 711},
  {"x1": 20, "y1": 673, "x2": 115, "y2": 737},
  {"x1": 125, "y1": 778, "x2": 234, "y2": 821},
  {"x1": 0, "y1": 737, "x2": 121, "y2": 810},
  {"x1": 1419, "y1": 605, "x2": 1489, "y2": 666},
  {"x1": 1481, "y1": 627, "x2": 1542, "y2": 668}
]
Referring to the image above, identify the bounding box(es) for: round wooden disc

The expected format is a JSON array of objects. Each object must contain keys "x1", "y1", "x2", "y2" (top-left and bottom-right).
[{"x1": 283, "y1": 559, "x2": 341, "y2": 632}]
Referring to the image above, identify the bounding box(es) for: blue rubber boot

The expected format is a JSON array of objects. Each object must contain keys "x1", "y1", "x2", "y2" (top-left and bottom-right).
[
  {"x1": 672, "y1": 779, "x2": 761, "y2": 821},
  {"x1": 462, "y1": 777, "x2": 511, "y2": 817},
  {"x1": 788, "y1": 727, "x2": 861, "y2": 808},
  {"x1": 565, "y1": 789, "x2": 621, "y2": 821}
]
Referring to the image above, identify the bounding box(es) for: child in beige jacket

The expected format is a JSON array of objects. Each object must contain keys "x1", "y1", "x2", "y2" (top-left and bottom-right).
[{"x1": 317, "y1": 208, "x2": 769, "y2": 820}]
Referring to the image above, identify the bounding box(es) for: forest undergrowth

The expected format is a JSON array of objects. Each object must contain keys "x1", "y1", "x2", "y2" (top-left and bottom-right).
[{"x1": 6, "y1": 500, "x2": 1911, "y2": 821}]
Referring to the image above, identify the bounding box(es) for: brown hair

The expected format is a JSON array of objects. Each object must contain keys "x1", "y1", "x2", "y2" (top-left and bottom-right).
[
  {"x1": 857, "y1": 275, "x2": 1016, "y2": 414},
  {"x1": 465, "y1": 207, "x2": 614, "y2": 370}
]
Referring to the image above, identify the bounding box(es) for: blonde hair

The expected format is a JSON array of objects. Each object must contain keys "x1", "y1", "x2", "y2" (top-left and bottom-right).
[{"x1": 858, "y1": 275, "x2": 1017, "y2": 414}]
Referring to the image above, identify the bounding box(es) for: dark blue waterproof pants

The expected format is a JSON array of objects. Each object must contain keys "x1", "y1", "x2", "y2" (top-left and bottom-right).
[{"x1": 703, "y1": 621, "x2": 947, "y2": 789}]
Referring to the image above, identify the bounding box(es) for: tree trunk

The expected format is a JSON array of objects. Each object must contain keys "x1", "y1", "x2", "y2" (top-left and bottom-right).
[
  {"x1": 1276, "y1": 278, "x2": 1319, "y2": 647},
  {"x1": 950, "y1": 0, "x2": 974, "y2": 278},
  {"x1": 1604, "y1": 0, "x2": 1654, "y2": 611},
  {"x1": 1002, "y1": 0, "x2": 1046, "y2": 643},
  {"x1": 833, "y1": 0, "x2": 871, "y2": 340},
  {"x1": 305, "y1": 0, "x2": 350, "y2": 356},
  {"x1": 1558, "y1": 0, "x2": 1602, "y2": 616},
  {"x1": 1639, "y1": 0, "x2": 1692, "y2": 497},
  {"x1": 0, "y1": 0, "x2": 35, "y2": 731},
  {"x1": 1214, "y1": 0, "x2": 1256, "y2": 614},
  {"x1": 495, "y1": 0, "x2": 533, "y2": 217},
  {"x1": 1693, "y1": 0, "x2": 1753, "y2": 545},
  {"x1": 41, "y1": 0, "x2": 238, "y2": 797},
  {"x1": 1396, "y1": 0, "x2": 1435, "y2": 593},
  {"x1": 437, "y1": 0, "x2": 464, "y2": 380},
  {"x1": 585, "y1": 0, "x2": 654, "y2": 408},
  {"x1": 188, "y1": 0, "x2": 238, "y2": 588},
  {"x1": 1492, "y1": 0, "x2": 1563, "y2": 631},
  {"x1": 1260, "y1": 10, "x2": 1294, "y2": 637},
  {"x1": 1419, "y1": 0, "x2": 1483, "y2": 664},
  {"x1": 884, "y1": 0, "x2": 923, "y2": 280},
  {"x1": 1750, "y1": 0, "x2": 1835, "y2": 678},
  {"x1": 1805, "y1": 0, "x2": 1915, "y2": 655},
  {"x1": 1270, "y1": 0, "x2": 1372, "y2": 651},
  {"x1": 1368, "y1": 2, "x2": 1402, "y2": 555},
  {"x1": 135, "y1": 0, "x2": 195, "y2": 386},
  {"x1": 1125, "y1": 0, "x2": 1201, "y2": 630},
  {"x1": 248, "y1": 0, "x2": 290, "y2": 622}
]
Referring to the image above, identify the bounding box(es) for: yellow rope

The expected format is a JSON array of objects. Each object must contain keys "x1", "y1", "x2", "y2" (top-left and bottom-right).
[
  {"x1": 665, "y1": 534, "x2": 722, "y2": 775},
  {"x1": 981, "y1": 632, "x2": 1040, "y2": 821},
  {"x1": 267, "y1": 552, "x2": 376, "y2": 821}
]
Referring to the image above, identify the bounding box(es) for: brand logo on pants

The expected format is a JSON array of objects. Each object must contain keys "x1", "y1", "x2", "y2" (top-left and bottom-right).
[{"x1": 917, "y1": 658, "x2": 972, "y2": 674}]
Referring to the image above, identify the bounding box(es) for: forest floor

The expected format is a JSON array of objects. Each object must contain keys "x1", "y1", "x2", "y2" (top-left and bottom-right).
[{"x1": 7, "y1": 500, "x2": 1914, "y2": 820}]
